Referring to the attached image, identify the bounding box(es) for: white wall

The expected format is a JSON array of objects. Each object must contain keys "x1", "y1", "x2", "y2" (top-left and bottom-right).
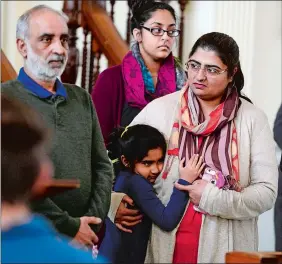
[
  {"x1": 250, "y1": 1, "x2": 281, "y2": 251},
  {"x1": 250, "y1": 1, "x2": 282, "y2": 128},
  {"x1": 2, "y1": 0, "x2": 281, "y2": 251}
]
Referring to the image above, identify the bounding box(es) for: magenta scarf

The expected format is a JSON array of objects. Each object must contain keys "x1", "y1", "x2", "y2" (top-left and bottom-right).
[{"x1": 121, "y1": 51, "x2": 177, "y2": 109}]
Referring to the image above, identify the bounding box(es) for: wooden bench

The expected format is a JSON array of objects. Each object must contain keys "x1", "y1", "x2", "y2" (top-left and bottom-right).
[
  {"x1": 31, "y1": 179, "x2": 80, "y2": 200},
  {"x1": 226, "y1": 251, "x2": 282, "y2": 263}
]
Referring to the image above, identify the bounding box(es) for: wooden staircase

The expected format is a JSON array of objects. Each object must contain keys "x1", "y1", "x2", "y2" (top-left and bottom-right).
[
  {"x1": 1, "y1": 0, "x2": 190, "y2": 91},
  {"x1": 61, "y1": 0, "x2": 189, "y2": 93}
]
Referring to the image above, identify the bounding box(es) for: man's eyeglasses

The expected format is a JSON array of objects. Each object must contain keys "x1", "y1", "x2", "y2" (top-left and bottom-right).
[
  {"x1": 141, "y1": 26, "x2": 180, "y2": 37},
  {"x1": 185, "y1": 61, "x2": 228, "y2": 77}
]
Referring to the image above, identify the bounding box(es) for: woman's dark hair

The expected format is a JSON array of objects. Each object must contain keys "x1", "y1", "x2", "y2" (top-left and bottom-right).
[
  {"x1": 108, "y1": 124, "x2": 167, "y2": 175},
  {"x1": 189, "y1": 32, "x2": 252, "y2": 103},
  {"x1": 128, "y1": 0, "x2": 176, "y2": 34},
  {"x1": 1, "y1": 94, "x2": 50, "y2": 204}
]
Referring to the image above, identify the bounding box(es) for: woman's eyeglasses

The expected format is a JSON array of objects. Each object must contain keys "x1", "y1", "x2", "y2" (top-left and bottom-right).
[
  {"x1": 185, "y1": 61, "x2": 228, "y2": 77},
  {"x1": 141, "y1": 26, "x2": 180, "y2": 37}
]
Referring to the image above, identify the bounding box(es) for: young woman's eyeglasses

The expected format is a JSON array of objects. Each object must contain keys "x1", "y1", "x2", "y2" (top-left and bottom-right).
[
  {"x1": 185, "y1": 61, "x2": 228, "y2": 77},
  {"x1": 141, "y1": 26, "x2": 180, "y2": 37}
]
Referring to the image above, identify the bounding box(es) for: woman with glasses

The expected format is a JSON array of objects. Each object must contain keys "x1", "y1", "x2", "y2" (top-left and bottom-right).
[
  {"x1": 111, "y1": 32, "x2": 278, "y2": 263},
  {"x1": 91, "y1": 0, "x2": 186, "y2": 146}
]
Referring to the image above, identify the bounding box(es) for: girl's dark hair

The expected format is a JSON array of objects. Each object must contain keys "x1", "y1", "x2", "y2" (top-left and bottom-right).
[
  {"x1": 189, "y1": 32, "x2": 252, "y2": 103},
  {"x1": 108, "y1": 124, "x2": 167, "y2": 175},
  {"x1": 128, "y1": 0, "x2": 176, "y2": 34}
]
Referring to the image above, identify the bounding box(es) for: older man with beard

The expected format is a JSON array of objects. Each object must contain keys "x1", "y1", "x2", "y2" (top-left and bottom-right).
[{"x1": 1, "y1": 5, "x2": 113, "y2": 250}]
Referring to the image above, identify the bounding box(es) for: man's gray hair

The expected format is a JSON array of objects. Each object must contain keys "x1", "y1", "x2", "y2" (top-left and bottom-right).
[{"x1": 16, "y1": 5, "x2": 69, "y2": 40}]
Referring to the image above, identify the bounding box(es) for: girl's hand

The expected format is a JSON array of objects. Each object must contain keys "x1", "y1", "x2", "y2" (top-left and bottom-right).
[
  {"x1": 175, "y1": 179, "x2": 208, "y2": 205},
  {"x1": 179, "y1": 154, "x2": 205, "y2": 183}
]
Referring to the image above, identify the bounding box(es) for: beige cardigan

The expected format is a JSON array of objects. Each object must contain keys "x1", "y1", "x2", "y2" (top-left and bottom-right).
[{"x1": 109, "y1": 91, "x2": 278, "y2": 263}]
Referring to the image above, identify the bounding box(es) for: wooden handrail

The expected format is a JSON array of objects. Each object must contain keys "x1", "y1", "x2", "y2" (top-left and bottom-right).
[
  {"x1": 82, "y1": 1, "x2": 129, "y2": 65},
  {"x1": 1, "y1": 49, "x2": 17, "y2": 82}
]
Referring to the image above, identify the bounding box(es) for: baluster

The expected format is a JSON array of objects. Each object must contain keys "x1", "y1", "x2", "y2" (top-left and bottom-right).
[
  {"x1": 110, "y1": 0, "x2": 116, "y2": 21},
  {"x1": 88, "y1": 34, "x2": 95, "y2": 94},
  {"x1": 81, "y1": 27, "x2": 89, "y2": 89},
  {"x1": 126, "y1": 2, "x2": 131, "y2": 45},
  {"x1": 61, "y1": 0, "x2": 80, "y2": 84},
  {"x1": 89, "y1": 38, "x2": 102, "y2": 92},
  {"x1": 178, "y1": 0, "x2": 189, "y2": 62},
  {"x1": 93, "y1": 51, "x2": 102, "y2": 86},
  {"x1": 92, "y1": 37, "x2": 102, "y2": 85},
  {"x1": 61, "y1": 28, "x2": 79, "y2": 84}
]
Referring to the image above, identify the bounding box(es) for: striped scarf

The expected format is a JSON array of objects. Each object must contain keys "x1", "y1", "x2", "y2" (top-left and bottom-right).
[{"x1": 163, "y1": 84, "x2": 242, "y2": 192}]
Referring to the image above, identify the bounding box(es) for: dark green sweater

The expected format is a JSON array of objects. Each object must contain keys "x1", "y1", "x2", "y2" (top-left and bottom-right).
[{"x1": 2, "y1": 80, "x2": 113, "y2": 237}]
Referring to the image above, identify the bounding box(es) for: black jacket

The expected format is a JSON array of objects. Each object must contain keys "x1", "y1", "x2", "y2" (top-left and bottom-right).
[{"x1": 273, "y1": 103, "x2": 282, "y2": 251}]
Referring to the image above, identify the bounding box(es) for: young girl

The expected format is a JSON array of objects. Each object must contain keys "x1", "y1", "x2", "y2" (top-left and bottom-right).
[{"x1": 99, "y1": 124, "x2": 204, "y2": 264}]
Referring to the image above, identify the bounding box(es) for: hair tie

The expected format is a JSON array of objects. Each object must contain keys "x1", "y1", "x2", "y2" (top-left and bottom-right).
[
  {"x1": 121, "y1": 126, "x2": 129, "y2": 138},
  {"x1": 111, "y1": 158, "x2": 119, "y2": 164}
]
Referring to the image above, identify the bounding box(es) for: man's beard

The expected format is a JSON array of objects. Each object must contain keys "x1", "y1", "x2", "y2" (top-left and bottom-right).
[{"x1": 25, "y1": 43, "x2": 68, "y2": 82}]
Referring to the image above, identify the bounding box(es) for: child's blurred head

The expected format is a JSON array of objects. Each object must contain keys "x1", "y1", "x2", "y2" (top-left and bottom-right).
[
  {"x1": 108, "y1": 124, "x2": 167, "y2": 183},
  {"x1": 1, "y1": 94, "x2": 53, "y2": 204}
]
